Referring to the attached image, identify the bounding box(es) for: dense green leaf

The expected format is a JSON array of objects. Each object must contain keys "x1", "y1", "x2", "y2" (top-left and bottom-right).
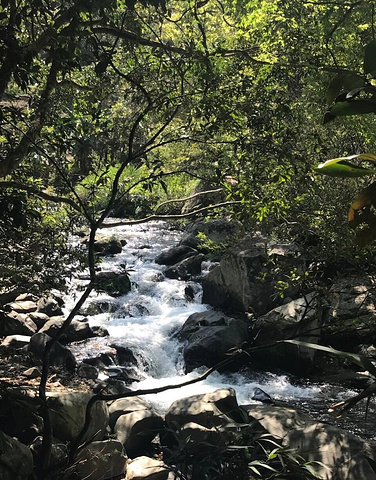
[
  {"x1": 324, "y1": 99, "x2": 376, "y2": 123},
  {"x1": 326, "y1": 72, "x2": 365, "y2": 104},
  {"x1": 364, "y1": 39, "x2": 376, "y2": 76}
]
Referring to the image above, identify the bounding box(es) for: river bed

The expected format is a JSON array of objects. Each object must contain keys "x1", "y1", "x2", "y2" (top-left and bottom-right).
[{"x1": 64, "y1": 220, "x2": 374, "y2": 439}]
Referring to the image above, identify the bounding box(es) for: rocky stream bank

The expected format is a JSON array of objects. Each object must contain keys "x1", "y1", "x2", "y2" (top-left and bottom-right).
[{"x1": 2, "y1": 218, "x2": 376, "y2": 479}]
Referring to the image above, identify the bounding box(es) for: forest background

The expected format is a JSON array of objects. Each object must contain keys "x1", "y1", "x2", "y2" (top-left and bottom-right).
[{"x1": 2, "y1": 0, "x2": 376, "y2": 300}]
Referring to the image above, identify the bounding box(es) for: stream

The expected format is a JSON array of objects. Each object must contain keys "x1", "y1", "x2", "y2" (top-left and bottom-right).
[{"x1": 64, "y1": 220, "x2": 375, "y2": 439}]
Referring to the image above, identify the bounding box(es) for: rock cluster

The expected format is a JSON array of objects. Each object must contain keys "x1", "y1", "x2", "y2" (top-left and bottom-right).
[{"x1": 1, "y1": 387, "x2": 374, "y2": 480}]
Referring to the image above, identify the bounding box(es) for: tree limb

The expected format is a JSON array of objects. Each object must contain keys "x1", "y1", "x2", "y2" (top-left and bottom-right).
[
  {"x1": 100, "y1": 200, "x2": 243, "y2": 228},
  {"x1": 0, "y1": 182, "x2": 82, "y2": 212}
]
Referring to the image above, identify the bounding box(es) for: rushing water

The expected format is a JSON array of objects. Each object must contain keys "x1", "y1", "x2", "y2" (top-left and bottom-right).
[{"x1": 64, "y1": 220, "x2": 369, "y2": 434}]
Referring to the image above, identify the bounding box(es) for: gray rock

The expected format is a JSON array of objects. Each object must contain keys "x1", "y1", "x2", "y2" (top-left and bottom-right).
[
  {"x1": 1, "y1": 334, "x2": 31, "y2": 349},
  {"x1": 7, "y1": 300, "x2": 37, "y2": 313},
  {"x1": 0, "y1": 431, "x2": 34, "y2": 480},
  {"x1": 28, "y1": 311, "x2": 50, "y2": 329},
  {"x1": 322, "y1": 275, "x2": 376, "y2": 349},
  {"x1": 165, "y1": 388, "x2": 247, "y2": 432},
  {"x1": 77, "y1": 363, "x2": 99, "y2": 380},
  {"x1": 37, "y1": 296, "x2": 63, "y2": 316},
  {"x1": 74, "y1": 439, "x2": 127, "y2": 480},
  {"x1": 164, "y1": 253, "x2": 205, "y2": 280},
  {"x1": 94, "y1": 234, "x2": 124, "y2": 255},
  {"x1": 114, "y1": 409, "x2": 164, "y2": 456},
  {"x1": 179, "y1": 311, "x2": 248, "y2": 372},
  {"x1": 95, "y1": 271, "x2": 131, "y2": 296},
  {"x1": 245, "y1": 404, "x2": 376, "y2": 480},
  {"x1": 155, "y1": 245, "x2": 197, "y2": 266},
  {"x1": 47, "y1": 392, "x2": 109, "y2": 442},
  {"x1": 29, "y1": 332, "x2": 77, "y2": 371},
  {"x1": 39, "y1": 317, "x2": 94, "y2": 343},
  {"x1": 126, "y1": 456, "x2": 172, "y2": 480},
  {"x1": 251, "y1": 293, "x2": 321, "y2": 374},
  {"x1": 109, "y1": 396, "x2": 152, "y2": 428},
  {"x1": 0, "y1": 309, "x2": 38, "y2": 336}
]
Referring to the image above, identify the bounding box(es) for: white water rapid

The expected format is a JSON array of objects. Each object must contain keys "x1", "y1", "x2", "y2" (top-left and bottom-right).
[{"x1": 64, "y1": 221, "x2": 330, "y2": 413}]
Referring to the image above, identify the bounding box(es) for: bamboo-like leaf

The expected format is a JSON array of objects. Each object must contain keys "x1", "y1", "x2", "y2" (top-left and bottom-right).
[
  {"x1": 280, "y1": 340, "x2": 376, "y2": 377},
  {"x1": 315, "y1": 154, "x2": 376, "y2": 177}
]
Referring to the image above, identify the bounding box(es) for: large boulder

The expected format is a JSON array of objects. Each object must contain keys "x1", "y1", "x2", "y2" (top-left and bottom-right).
[
  {"x1": 164, "y1": 253, "x2": 205, "y2": 281},
  {"x1": 114, "y1": 408, "x2": 164, "y2": 457},
  {"x1": 94, "y1": 234, "x2": 125, "y2": 255},
  {"x1": 0, "y1": 431, "x2": 34, "y2": 480},
  {"x1": 322, "y1": 275, "x2": 376, "y2": 349},
  {"x1": 251, "y1": 293, "x2": 322, "y2": 374},
  {"x1": 74, "y1": 440, "x2": 127, "y2": 480},
  {"x1": 0, "y1": 310, "x2": 38, "y2": 336},
  {"x1": 46, "y1": 392, "x2": 109, "y2": 443},
  {"x1": 245, "y1": 404, "x2": 376, "y2": 480},
  {"x1": 109, "y1": 396, "x2": 152, "y2": 428},
  {"x1": 165, "y1": 388, "x2": 247, "y2": 432},
  {"x1": 37, "y1": 295, "x2": 64, "y2": 316},
  {"x1": 28, "y1": 332, "x2": 77, "y2": 371},
  {"x1": 39, "y1": 317, "x2": 96, "y2": 343},
  {"x1": 155, "y1": 245, "x2": 197, "y2": 266},
  {"x1": 202, "y1": 236, "x2": 304, "y2": 315},
  {"x1": 180, "y1": 218, "x2": 242, "y2": 250},
  {"x1": 95, "y1": 271, "x2": 131, "y2": 296},
  {"x1": 202, "y1": 235, "x2": 272, "y2": 314},
  {"x1": 179, "y1": 310, "x2": 249, "y2": 372}
]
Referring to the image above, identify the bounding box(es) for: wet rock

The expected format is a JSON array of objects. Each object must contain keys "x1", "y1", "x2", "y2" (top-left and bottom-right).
[
  {"x1": 47, "y1": 392, "x2": 109, "y2": 442},
  {"x1": 74, "y1": 439, "x2": 127, "y2": 480},
  {"x1": 164, "y1": 253, "x2": 205, "y2": 281},
  {"x1": 94, "y1": 234, "x2": 125, "y2": 255},
  {"x1": 95, "y1": 271, "x2": 131, "y2": 296},
  {"x1": 252, "y1": 387, "x2": 274, "y2": 404},
  {"x1": 15, "y1": 292, "x2": 38, "y2": 302},
  {"x1": 179, "y1": 310, "x2": 248, "y2": 372},
  {"x1": 0, "y1": 431, "x2": 34, "y2": 480},
  {"x1": 77, "y1": 362, "x2": 99, "y2": 380},
  {"x1": 29, "y1": 332, "x2": 77, "y2": 371},
  {"x1": 155, "y1": 245, "x2": 197, "y2": 266}
]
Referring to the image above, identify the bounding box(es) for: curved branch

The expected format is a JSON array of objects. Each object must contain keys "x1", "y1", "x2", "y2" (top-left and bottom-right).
[
  {"x1": 155, "y1": 188, "x2": 223, "y2": 211},
  {"x1": 100, "y1": 200, "x2": 243, "y2": 228},
  {"x1": 0, "y1": 181, "x2": 82, "y2": 212}
]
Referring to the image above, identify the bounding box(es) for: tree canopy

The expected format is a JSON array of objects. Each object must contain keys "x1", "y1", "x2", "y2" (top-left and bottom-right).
[{"x1": 1, "y1": 0, "x2": 376, "y2": 296}]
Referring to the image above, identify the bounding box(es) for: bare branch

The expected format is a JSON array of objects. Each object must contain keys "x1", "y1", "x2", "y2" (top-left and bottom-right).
[
  {"x1": 100, "y1": 200, "x2": 243, "y2": 228},
  {"x1": 0, "y1": 181, "x2": 82, "y2": 212},
  {"x1": 155, "y1": 188, "x2": 223, "y2": 211}
]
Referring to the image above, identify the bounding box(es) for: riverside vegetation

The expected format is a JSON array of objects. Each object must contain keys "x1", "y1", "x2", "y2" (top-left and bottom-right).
[{"x1": 2, "y1": 0, "x2": 376, "y2": 479}]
